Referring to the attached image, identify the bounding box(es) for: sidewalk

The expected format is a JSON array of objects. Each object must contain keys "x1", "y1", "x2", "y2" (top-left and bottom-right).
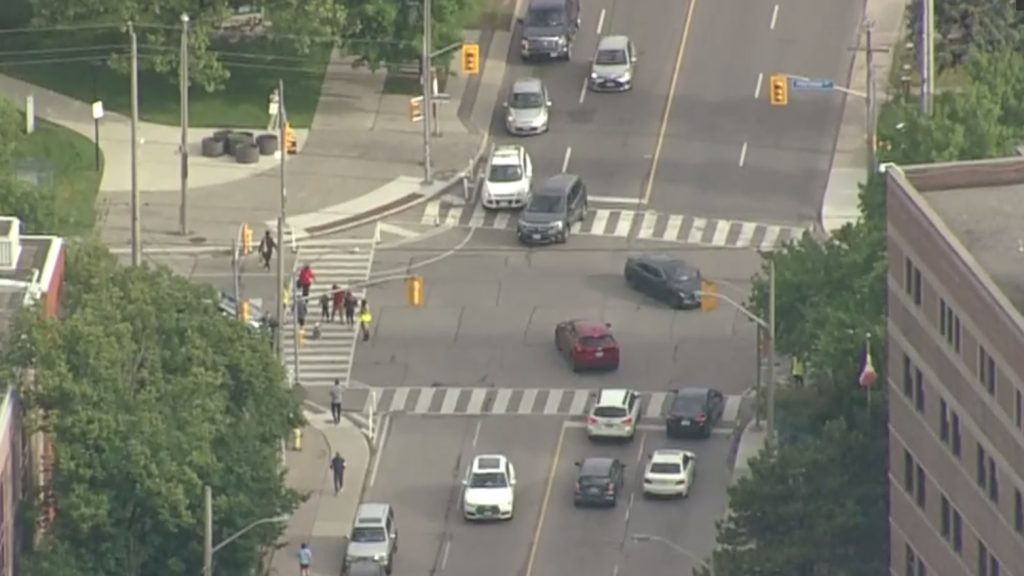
[
  {"x1": 270, "y1": 409, "x2": 371, "y2": 576},
  {"x1": 819, "y1": 0, "x2": 907, "y2": 233}
]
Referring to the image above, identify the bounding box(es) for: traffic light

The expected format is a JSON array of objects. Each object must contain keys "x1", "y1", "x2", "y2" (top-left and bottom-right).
[
  {"x1": 241, "y1": 224, "x2": 253, "y2": 255},
  {"x1": 407, "y1": 275, "x2": 425, "y2": 307},
  {"x1": 240, "y1": 299, "x2": 250, "y2": 322},
  {"x1": 409, "y1": 96, "x2": 423, "y2": 122},
  {"x1": 769, "y1": 74, "x2": 788, "y2": 106},
  {"x1": 461, "y1": 43, "x2": 480, "y2": 75},
  {"x1": 699, "y1": 280, "x2": 719, "y2": 312}
]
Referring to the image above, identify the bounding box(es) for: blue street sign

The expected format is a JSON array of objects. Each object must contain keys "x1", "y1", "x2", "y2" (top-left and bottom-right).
[{"x1": 791, "y1": 78, "x2": 834, "y2": 90}]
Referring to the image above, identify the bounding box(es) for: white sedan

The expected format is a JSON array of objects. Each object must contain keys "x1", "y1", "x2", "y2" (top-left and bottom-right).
[
  {"x1": 462, "y1": 454, "x2": 516, "y2": 520},
  {"x1": 642, "y1": 449, "x2": 696, "y2": 498}
]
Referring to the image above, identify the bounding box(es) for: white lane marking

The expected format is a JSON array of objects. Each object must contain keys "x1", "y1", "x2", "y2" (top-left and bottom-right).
[
  {"x1": 493, "y1": 212, "x2": 512, "y2": 229},
  {"x1": 440, "y1": 539, "x2": 452, "y2": 571},
  {"x1": 440, "y1": 388, "x2": 460, "y2": 413},
  {"x1": 754, "y1": 72, "x2": 763, "y2": 99},
  {"x1": 368, "y1": 414, "x2": 390, "y2": 487},
  {"x1": 663, "y1": 214, "x2": 684, "y2": 240},
  {"x1": 518, "y1": 389, "x2": 539, "y2": 414},
  {"x1": 612, "y1": 565, "x2": 620, "y2": 576},
  {"x1": 423, "y1": 200, "x2": 441, "y2": 225},
  {"x1": 543, "y1": 390, "x2": 562, "y2": 415},
  {"x1": 378, "y1": 222, "x2": 419, "y2": 238},
  {"x1": 390, "y1": 387, "x2": 410, "y2": 411},
  {"x1": 444, "y1": 206, "x2": 463, "y2": 226},
  {"x1": 625, "y1": 491, "x2": 635, "y2": 523},
  {"x1": 612, "y1": 210, "x2": 635, "y2": 237},
  {"x1": 637, "y1": 211, "x2": 658, "y2": 239},
  {"x1": 579, "y1": 79, "x2": 588, "y2": 104},
  {"x1": 735, "y1": 222, "x2": 758, "y2": 248},
  {"x1": 644, "y1": 393, "x2": 665, "y2": 419},
  {"x1": 414, "y1": 388, "x2": 435, "y2": 413},
  {"x1": 770, "y1": 4, "x2": 779, "y2": 30},
  {"x1": 472, "y1": 419, "x2": 482, "y2": 447},
  {"x1": 493, "y1": 388, "x2": 513, "y2": 413},
  {"x1": 466, "y1": 388, "x2": 487, "y2": 414},
  {"x1": 722, "y1": 395, "x2": 742, "y2": 423},
  {"x1": 569, "y1": 390, "x2": 589, "y2": 414},
  {"x1": 591, "y1": 209, "x2": 611, "y2": 234},
  {"x1": 687, "y1": 217, "x2": 706, "y2": 243},
  {"x1": 711, "y1": 220, "x2": 731, "y2": 246},
  {"x1": 589, "y1": 195, "x2": 645, "y2": 204},
  {"x1": 597, "y1": 8, "x2": 606, "y2": 34},
  {"x1": 738, "y1": 141, "x2": 748, "y2": 167},
  {"x1": 760, "y1": 226, "x2": 781, "y2": 251},
  {"x1": 561, "y1": 146, "x2": 572, "y2": 172},
  {"x1": 466, "y1": 205, "x2": 486, "y2": 228},
  {"x1": 636, "y1": 431, "x2": 647, "y2": 465}
]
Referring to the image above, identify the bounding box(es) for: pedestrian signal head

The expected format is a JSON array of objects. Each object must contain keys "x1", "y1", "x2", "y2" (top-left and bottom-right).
[
  {"x1": 769, "y1": 74, "x2": 788, "y2": 106},
  {"x1": 462, "y1": 43, "x2": 481, "y2": 75}
]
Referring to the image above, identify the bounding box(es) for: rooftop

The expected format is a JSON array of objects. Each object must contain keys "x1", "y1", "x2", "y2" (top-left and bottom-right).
[{"x1": 894, "y1": 156, "x2": 1024, "y2": 313}]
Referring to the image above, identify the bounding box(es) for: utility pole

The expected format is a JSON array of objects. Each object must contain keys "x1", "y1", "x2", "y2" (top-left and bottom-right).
[
  {"x1": 420, "y1": 0, "x2": 434, "y2": 184},
  {"x1": 232, "y1": 239, "x2": 242, "y2": 321},
  {"x1": 179, "y1": 13, "x2": 190, "y2": 235},
  {"x1": 754, "y1": 327, "x2": 762, "y2": 429},
  {"x1": 766, "y1": 258, "x2": 777, "y2": 444},
  {"x1": 850, "y1": 19, "x2": 887, "y2": 179},
  {"x1": 203, "y1": 485, "x2": 213, "y2": 576},
  {"x1": 128, "y1": 21, "x2": 141, "y2": 266},
  {"x1": 275, "y1": 79, "x2": 288, "y2": 358},
  {"x1": 920, "y1": 0, "x2": 935, "y2": 115}
]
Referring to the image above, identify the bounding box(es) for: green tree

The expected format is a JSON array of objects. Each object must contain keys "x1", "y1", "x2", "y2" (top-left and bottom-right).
[
  {"x1": 26, "y1": 0, "x2": 345, "y2": 90},
  {"x1": 339, "y1": 0, "x2": 477, "y2": 70},
  {"x1": 7, "y1": 240, "x2": 302, "y2": 576},
  {"x1": 0, "y1": 96, "x2": 24, "y2": 167},
  {"x1": 905, "y1": 0, "x2": 1022, "y2": 72}
]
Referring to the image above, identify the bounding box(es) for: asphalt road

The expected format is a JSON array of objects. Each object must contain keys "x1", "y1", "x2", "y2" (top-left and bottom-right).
[
  {"x1": 349, "y1": 227, "x2": 762, "y2": 393},
  {"x1": 366, "y1": 415, "x2": 732, "y2": 576}
]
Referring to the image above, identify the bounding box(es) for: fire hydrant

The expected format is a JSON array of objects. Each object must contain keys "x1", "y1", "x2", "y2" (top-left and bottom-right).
[{"x1": 291, "y1": 427, "x2": 303, "y2": 451}]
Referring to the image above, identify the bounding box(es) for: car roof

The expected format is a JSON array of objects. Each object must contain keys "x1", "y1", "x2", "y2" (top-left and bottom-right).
[
  {"x1": 650, "y1": 449, "x2": 689, "y2": 464},
  {"x1": 571, "y1": 319, "x2": 611, "y2": 335},
  {"x1": 490, "y1": 145, "x2": 523, "y2": 166},
  {"x1": 355, "y1": 503, "x2": 390, "y2": 524},
  {"x1": 580, "y1": 457, "x2": 616, "y2": 475},
  {"x1": 512, "y1": 77, "x2": 544, "y2": 93},
  {"x1": 675, "y1": 387, "x2": 710, "y2": 399},
  {"x1": 631, "y1": 253, "x2": 695, "y2": 272},
  {"x1": 529, "y1": 0, "x2": 566, "y2": 9},
  {"x1": 536, "y1": 174, "x2": 578, "y2": 195},
  {"x1": 597, "y1": 35, "x2": 630, "y2": 50},
  {"x1": 596, "y1": 388, "x2": 630, "y2": 406},
  {"x1": 472, "y1": 454, "x2": 507, "y2": 472}
]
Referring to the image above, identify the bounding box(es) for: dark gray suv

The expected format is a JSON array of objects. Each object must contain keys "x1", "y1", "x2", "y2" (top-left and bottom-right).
[
  {"x1": 516, "y1": 174, "x2": 588, "y2": 245},
  {"x1": 519, "y1": 0, "x2": 580, "y2": 60}
]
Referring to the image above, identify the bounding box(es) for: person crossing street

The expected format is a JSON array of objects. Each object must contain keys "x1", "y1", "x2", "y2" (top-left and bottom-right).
[
  {"x1": 297, "y1": 264, "x2": 316, "y2": 298},
  {"x1": 359, "y1": 300, "x2": 373, "y2": 342},
  {"x1": 258, "y1": 230, "x2": 276, "y2": 271},
  {"x1": 329, "y1": 379, "x2": 344, "y2": 425}
]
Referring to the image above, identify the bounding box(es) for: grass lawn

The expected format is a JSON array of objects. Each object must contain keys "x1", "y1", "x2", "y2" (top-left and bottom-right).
[
  {"x1": 14, "y1": 119, "x2": 101, "y2": 235},
  {"x1": 0, "y1": 35, "x2": 329, "y2": 129},
  {"x1": 887, "y1": 34, "x2": 971, "y2": 95}
]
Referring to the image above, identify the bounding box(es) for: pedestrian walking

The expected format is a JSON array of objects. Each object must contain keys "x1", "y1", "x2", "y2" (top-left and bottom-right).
[
  {"x1": 298, "y1": 264, "x2": 316, "y2": 298},
  {"x1": 359, "y1": 300, "x2": 373, "y2": 342},
  {"x1": 344, "y1": 289, "x2": 357, "y2": 326},
  {"x1": 258, "y1": 230, "x2": 276, "y2": 270},
  {"x1": 296, "y1": 298, "x2": 308, "y2": 329},
  {"x1": 297, "y1": 542, "x2": 312, "y2": 576},
  {"x1": 330, "y1": 379, "x2": 344, "y2": 424},
  {"x1": 268, "y1": 87, "x2": 281, "y2": 132},
  {"x1": 331, "y1": 284, "x2": 344, "y2": 322},
  {"x1": 319, "y1": 292, "x2": 330, "y2": 321},
  {"x1": 330, "y1": 452, "x2": 347, "y2": 494}
]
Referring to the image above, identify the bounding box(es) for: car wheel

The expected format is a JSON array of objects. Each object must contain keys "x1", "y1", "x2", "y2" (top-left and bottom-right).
[
  {"x1": 385, "y1": 559, "x2": 393, "y2": 575},
  {"x1": 562, "y1": 221, "x2": 571, "y2": 243}
]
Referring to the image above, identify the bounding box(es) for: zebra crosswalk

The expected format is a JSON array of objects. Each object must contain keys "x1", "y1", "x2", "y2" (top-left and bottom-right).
[
  {"x1": 420, "y1": 200, "x2": 806, "y2": 250},
  {"x1": 336, "y1": 386, "x2": 745, "y2": 423},
  {"x1": 283, "y1": 238, "x2": 377, "y2": 388}
]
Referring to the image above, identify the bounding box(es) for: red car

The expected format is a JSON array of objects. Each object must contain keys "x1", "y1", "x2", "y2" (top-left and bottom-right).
[{"x1": 554, "y1": 320, "x2": 621, "y2": 372}]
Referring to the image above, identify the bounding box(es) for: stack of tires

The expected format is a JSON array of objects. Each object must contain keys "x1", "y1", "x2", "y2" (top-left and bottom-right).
[{"x1": 199, "y1": 130, "x2": 281, "y2": 163}]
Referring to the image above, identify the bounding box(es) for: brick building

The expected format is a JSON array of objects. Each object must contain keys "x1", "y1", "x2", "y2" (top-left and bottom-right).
[{"x1": 886, "y1": 158, "x2": 1024, "y2": 576}]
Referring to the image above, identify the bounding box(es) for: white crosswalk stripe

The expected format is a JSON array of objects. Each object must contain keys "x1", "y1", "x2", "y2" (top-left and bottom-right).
[
  {"x1": 418, "y1": 201, "x2": 806, "y2": 250},
  {"x1": 282, "y1": 237, "x2": 376, "y2": 388},
  {"x1": 336, "y1": 386, "x2": 745, "y2": 423}
]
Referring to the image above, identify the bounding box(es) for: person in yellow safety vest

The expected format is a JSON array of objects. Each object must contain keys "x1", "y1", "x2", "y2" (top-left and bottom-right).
[
  {"x1": 359, "y1": 300, "x2": 373, "y2": 342},
  {"x1": 791, "y1": 357, "x2": 804, "y2": 387}
]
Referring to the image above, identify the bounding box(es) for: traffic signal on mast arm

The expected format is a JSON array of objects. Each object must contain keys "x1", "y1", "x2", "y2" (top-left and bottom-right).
[
  {"x1": 769, "y1": 74, "x2": 788, "y2": 106},
  {"x1": 461, "y1": 43, "x2": 481, "y2": 75},
  {"x1": 409, "y1": 96, "x2": 424, "y2": 122},
  {"x1": 407, "y1": 275, "x2": 425, "y2": 307}
]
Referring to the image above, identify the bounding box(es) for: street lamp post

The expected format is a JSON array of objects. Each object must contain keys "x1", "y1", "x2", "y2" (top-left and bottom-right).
[
  {"x1": 630, "y1": 534, "x2": 713, "y2": 574},
  {"x1": 201, "y1": 485, "x2": 288, "y2": 576}
]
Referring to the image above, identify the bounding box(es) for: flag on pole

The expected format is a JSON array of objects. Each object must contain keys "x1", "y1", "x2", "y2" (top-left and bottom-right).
[{"x1": 859, "y1": 339, "x2": 878, "y2": 388}]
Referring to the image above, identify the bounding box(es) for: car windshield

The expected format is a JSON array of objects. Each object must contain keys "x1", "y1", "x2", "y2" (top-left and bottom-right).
[
  {"x1": 650, "y1": 462, "x2": 681, "y2": 474},
  {"x1": 596, "y1": 49, "x2": 627, "y2": 65},
  {"x1": 526, "y1": 8, "x2": 564, "y2": 27},
  {"x1": 580, "y1": 335, "x2": 614, "y2": 348},
  {"x1": 469, "y1": 472, "x2": 508, "y2": 488},
  {"x1": 593, "y1": 406, "x2": 627, "y2": 418},
  {"x1": 351, "y1": 527, "x2": 387, "y2": 543},
  {"x1": 489, "y1": 164, "x2": 523, "y2": 182},
  {"x1": 511, "y1": 91, "x2": 544, "y2": 108},
  {"x1": 672, "y1": 395, "x2": 705, "y2": 413},
  {"x1": 527, "y1": 194, "x2": 563, "y2": 213},
  {"x1": 580, "y1": 474, "x2": 610, "y2": 485}
]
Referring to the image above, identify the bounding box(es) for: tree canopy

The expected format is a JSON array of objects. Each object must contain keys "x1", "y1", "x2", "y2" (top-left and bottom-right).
[
  {"x1": 905, "y1": 0, "x2": 1023, "y2": 72},
  {"x1": 7, "y1": 240, "x2": 302, "y2": 576},
  {"x1": 0, "y1": 96, "x2": 66, "y2": 235}
]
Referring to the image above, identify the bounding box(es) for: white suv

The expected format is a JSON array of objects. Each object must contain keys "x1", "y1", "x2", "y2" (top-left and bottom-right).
[
  {"x1": 481, "y1": 144, "x2": 533, "y2": 210},
  {"x1": 462, "y1": 454, "x2": 516, "y2": 521},
  {"x1": 586, "y1": 388, "x2": 641, "y2": 440}
]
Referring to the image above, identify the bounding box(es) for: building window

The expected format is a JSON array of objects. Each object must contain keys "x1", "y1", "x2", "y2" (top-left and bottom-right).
[
  {"x1": 988, "y1": 458, "x2": 999, "y2": 503},
  {"x1": 939, "y1": 398, "x2": 949, "y2": 442},
  {"x1": 979, "y1": 346, "x2": 997, "y2": 395},
  {"x1": 953, "y1": 508, "x2": 963, "y2": 553},
  {"x1": 991, "y1": 556, "x2": 1000, "y2": 576},
  {"x1": 915, "y1": 369, "x2": 925, "y2": 412},
  {"x1": 903, "y1": 354, "x2": 913, "y2": 398},
  {"x1": 913, "y1": 268, "x2": 922, "y2": 306},
  {"x1": 905, "y1": 543, "x2": 916, "y2": 576},
  {"x1": 941, "y1": 495, "x2": 951, "y2": 538},
  {"x1": 939, "y1": 298, "x2": 961, "y2": 353},
  {"x1": 915, "y1": 464, "x2": 926, "y2": 508},
  {"x1": 977, "y1": 443, "x2": 987, "y2": 488},
  {"x1": 1015, "y1": 488, "x2": 1022, "y2": 534},
  {"x1": 952, "y1": 412, "x2": 962, "y2": 458},
  {"x1": 904, "y1": 450, "x2": 914, "y2": 493},
  {"x1": 904, "y1": 257, "x2": 913, "y2": 296},
  {"x1": 1016, "y1": 389, "x2": 1021, "y2": 430},
  {"x1": 979, "y1": 540, "x2": 989, "y2": 576}
]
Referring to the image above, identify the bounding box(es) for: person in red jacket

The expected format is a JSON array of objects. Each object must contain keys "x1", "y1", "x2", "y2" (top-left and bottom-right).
[{"x1": 297, "y1": 264, "x2": 316, "y2": 298}]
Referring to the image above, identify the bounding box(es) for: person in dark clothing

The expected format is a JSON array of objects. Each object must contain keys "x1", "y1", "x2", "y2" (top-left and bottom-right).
[
  {"x1": 343, "y1": 289, "x2": 357, "y2": 326},
  {"x1": 258, "y1": 230, "x2": 276, "y2": 270},
  {"x1": 296, "y1": 298, "x2": 308, "y2": 329},
  {"x1": 329, "y1": 379, "x2": 344, "y2": 425},
  {"x1": 331, "y1": 284, "x2": 344, "y2": 322},
  {"x1": 319, "y1": 293, "x2": 330, "y2": 321},
  {"x1": 330, "y1": 453, "x2": 346, "y2": 494}
]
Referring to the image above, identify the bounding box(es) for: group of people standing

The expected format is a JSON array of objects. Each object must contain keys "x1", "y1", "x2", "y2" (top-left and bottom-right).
[{"x1": 295, "y1": 264, "x2": 373, "y2": 342}]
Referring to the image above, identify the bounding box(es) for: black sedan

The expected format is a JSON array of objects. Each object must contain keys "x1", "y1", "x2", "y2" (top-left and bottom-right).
[
  {"x1": 624, "y1": 254, "x2": 702, "y2": 309},
  {"x1": 665, "y1": 387, "x2": 726, "y2": 438}
]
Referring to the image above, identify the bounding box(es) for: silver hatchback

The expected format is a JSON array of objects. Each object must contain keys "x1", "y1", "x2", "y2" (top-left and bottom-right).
[
  {"x1": 504, "y1": 78, "x2": 551, "y2": 135},
  {"x1": 589, "y1": 35, "x2": 637, "y2": 92}
]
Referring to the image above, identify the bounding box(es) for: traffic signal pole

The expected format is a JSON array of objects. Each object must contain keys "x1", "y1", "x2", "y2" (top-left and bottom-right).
[{"x1": 421, "y1": 0, "x2": 434, "y2": 184}]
